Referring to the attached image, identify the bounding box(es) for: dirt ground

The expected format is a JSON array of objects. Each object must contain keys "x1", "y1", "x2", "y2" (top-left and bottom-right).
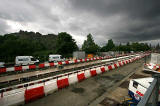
[{"x1": 25, "y1": 58, "x2": 149, "y2": 106}]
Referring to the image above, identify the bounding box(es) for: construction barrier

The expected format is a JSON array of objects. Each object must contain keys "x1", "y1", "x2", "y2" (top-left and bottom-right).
[
  {"x1": 0, "y1": 88, "x2": 25, "y2": 106},
  {"x1": 44, "y1": 79, "x2": 58, "y2": 95},
  {"x1": 90, "y1": 69, "x2": 97, "y2": 76},
  {"x1": 0, "y1": 53, "x2": 139, "y2": 74},
  {"x1": 84, "y1": 69, "x2": 91, "y2": 78},
  {"x1": 25, "y1": 84, "x2": 44, "y2": 103},
  {"x1": 29, "y1": 65, "x2": 36, "y2": 70},
  {"x1": 0, "y1": 68, "x2": 6, "y2": 73},
  {"x1": 77, "y1": 72, "x2": 85, "y2": 82},
  {"x1": 0, "y1": 53, "x2": 150, "y2": 106},
  {"x1": 39, "y1": 63, "x2": 45, "y2": 68},
  {"x1": 108, "y1": 65, "x2": 113, "y2": 70},
  {"x1": 68, "y1": 73, "x2": 78, "y2": 84},
  {"x1": 100, "y1": 67, "x2": 105, "y2": 73},
  {"x1": 57, "y1": 76, "x2": 69, "y2": 89},
  {"x1": 96, "y1": 67, "x2": 102, "y2": 74}
]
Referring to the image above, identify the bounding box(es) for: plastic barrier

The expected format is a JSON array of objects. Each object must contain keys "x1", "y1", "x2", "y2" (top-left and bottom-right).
[
  {"x1": 0, "y1": 88, "x2": 25, "y2": 106},
  {"x1": 122, "y1": 61, "x2": 125, "y2": 65},
  {"x1": 104, "y1": 66, "x2": 109, "y2": 71},
  {"x1": 0, "y1": 68, "x2": 6, "y2": 73},
  {"x1": 61, "y1": 61, "x2": 65, "y2": 65},
  {"x1": 114, "y1": 64, "x2": 118, "y2": 68},
  {"x1": 84, "y1": 69, "x2": 91, "y2": 78},
  {"x1": 0, "y1": 55, "x2": 148, "y2": 106},
  {"x1": 68, "y1": 73, "x2": 78, "y2": 84},
  {"x1": 29, "y1": 65, "x2": 36, "y2": 70},
  {"x1": 14, "y1": 66, "x2": 22, "y2": 71},
  {"x1": 77, "y1": 60, "x2": 80, "y2": 63},
  {"x1": 25, "y1": 85, "x2": 44, "y2": 103},
  {"x1": 90, "y1": 69, "x2": 97, "y2": 76},
  {"x1": 6, "y1": 67, "x2": 14, "y2": 72},
  {"x1": 100, "y1": 67, "x2": 105, "y2": 73},
  {"x1": 108, "y1": 65, "x2": 113, "y2": 70},
  {"x1": 65, "y1": 61, "x2": 69, "y2": 64},
  {"x1": 58, "y1": 61, "x2": 62, "y2": 65},
  {"x1": 125, "y1": 60, "x2": 128, "y2": 64},
  {"x1": 39, "y1": 64, "x2": 45, "y2": 68},
  {"x1": 77, "y1": 72, "x2": 85, "y2": 82},
  {"x1": 80, "y1": 59, "x2": 83, "y2": 62},
  {"x1": 74, "y1": 60, "x2": 78, "y2": 63},
  {"x1": 111, "y1": 64, "x2": 115, "y2": 69},
  {"x1": 44, "y1": 63, "x2": 50, "y2": 67},
  {"x1": 116, "y1": 62, "x2": 120, "y2": 67},
  {"x1": 96, "y1": 67, "x2": 102, "y2": 74},
  {"x1": 44, "y1": 79, "x2": 58, "y2": 95},
  {"x1": 118, "y1": 62, "x2": 122, "y2": 67},
  {"x1": 49, "y1": 62, "x2": 54, "y2": 67},
  {"x1": 57, "y1": 76, "x2": 69, "y2": 89},
  {"x1": 22, "y1": 66, "x2": 29, "y2": 70}
]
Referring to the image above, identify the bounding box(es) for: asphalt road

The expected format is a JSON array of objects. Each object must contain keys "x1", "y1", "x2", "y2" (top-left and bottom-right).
[{"x1": 25, "y1": 58, "x2": 146, "y2": 106}]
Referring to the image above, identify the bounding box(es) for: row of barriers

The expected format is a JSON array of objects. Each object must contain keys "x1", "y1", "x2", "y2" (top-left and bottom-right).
[
  {"x1": 0, "y1": 53, "x2": 150, "y2": 106},
  {"x1": 0, "y1": 54, "x2": 135, "y2": 74}
]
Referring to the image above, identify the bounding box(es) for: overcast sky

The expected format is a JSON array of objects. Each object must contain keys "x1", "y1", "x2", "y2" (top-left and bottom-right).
[{"x1": 0, "y1": 0, "x2": 160, "y2": 46}]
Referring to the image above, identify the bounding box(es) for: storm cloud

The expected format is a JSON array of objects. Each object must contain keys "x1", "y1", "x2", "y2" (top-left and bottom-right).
[{"x1": 0, "y1": 0, "x2": 160, "y2": 45}]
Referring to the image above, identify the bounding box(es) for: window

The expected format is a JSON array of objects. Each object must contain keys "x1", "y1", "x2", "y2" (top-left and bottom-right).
[
  {"x1": 18, "y1": 58, "x2": 29, "y2": 61},
  {"x1": 18, "y1": 59, "x2": 23, "y2": 61},
  {"x1": 133, "y1": 81, "x2": 138, "y2": 89},
  {"x1": 31, "y1": 58, "x2": 36, "y2": 61}
]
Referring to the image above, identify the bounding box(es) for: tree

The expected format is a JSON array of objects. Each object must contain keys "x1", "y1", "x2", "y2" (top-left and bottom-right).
[
  {"x1": 82, "y1": 33, "x2": 99, "y2": 54},
  {"x1": 56, "y1": 32, "x2": 78, "y2": 57},
  {"x1": 156, "y1": 43, "x2": 160, "y2": 50},
  {"x1": 103, "y1": 39, "x2": 115, "y2": 51}
]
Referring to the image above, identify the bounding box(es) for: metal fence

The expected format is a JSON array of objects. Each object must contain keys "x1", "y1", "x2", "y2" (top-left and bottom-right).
[{"x1": 137, "y1": 75, "x2": 159, "y2": 106}]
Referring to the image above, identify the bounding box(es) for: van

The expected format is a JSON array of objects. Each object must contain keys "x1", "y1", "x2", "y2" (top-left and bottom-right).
[
  {"x1": 15, "y1": 56, "x2": 39, "y2": 65},
  {"x1": 0, "y1": 62, "x2": 5, "y2": 67},
  {"x1": 49, "y1": 54, "x2": 64, "y2": 62}
]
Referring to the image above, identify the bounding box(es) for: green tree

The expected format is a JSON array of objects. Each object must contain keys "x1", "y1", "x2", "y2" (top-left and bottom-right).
[
  {"x1": 82, "y1": 33, "x2": 99, "y2": 54},
  {"x1": 103, "y1": 39, "x2": 115, "y2": 51},
  {"x1": 56, "y1": 32, "x2": 78, "y2": 57}
]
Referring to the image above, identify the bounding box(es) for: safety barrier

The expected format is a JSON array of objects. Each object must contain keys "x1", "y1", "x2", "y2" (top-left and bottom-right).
[
  {"x1": 0, "y1": 88, "x2": 25, "y2": 106},
  {"x1": 0, "y1": 53, "x2": 138, "y2": 74},
  {"x1": 77, "y1": 72, "x2": 85, "y2": 82},
  {"x1": 0, "y1": 53, "x2": 150, "y2": 106},
  {"x1": 25, "y1": 84, "x2": 44, "y2": 103}
]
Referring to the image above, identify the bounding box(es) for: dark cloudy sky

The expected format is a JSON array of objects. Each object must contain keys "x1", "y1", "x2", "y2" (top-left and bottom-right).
[{"x1": 0, "y1": 0, "x2": 160, "y2": 46}]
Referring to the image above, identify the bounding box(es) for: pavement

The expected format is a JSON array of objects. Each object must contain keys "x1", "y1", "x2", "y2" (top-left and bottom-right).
[{"x1": 24, "y1": 58, "x2": 149, "y2": 106}]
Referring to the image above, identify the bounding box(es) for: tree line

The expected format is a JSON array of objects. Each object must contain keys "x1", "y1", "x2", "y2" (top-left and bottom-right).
[
  {"x1": 0, "y1": 30, "x2": 153, "y2": 63},
  {"x1": 82, "y1": 34, "x2": 151, "y2": 54}
]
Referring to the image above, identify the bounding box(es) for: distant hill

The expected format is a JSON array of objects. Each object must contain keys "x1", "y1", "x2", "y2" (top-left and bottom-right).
[
  {"x1": 0, "y1": 30, "x2": 58, "y2": 62},
  {"x1": 11, "y1": 30, "x2": 58, "y2": 50}
]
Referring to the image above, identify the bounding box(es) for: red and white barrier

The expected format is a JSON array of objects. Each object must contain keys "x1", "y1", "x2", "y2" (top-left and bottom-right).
[
  {"x1": 44, "y1": 79, "x2": 58, "y2": 95},
  {"x1": 77, "y1": 71, "x2": 85, "y2": 82},
  {"x1": 0, "y1": 88, "x2": 25, "y2": 106},
  {"x1": 57, "y1": 76, "x2": 69, "y2": 89},
  {"x1": 84, "y1": 69, "x2": 91, "y2": 78},
  {"x1": 0, "y1": 53, "x2": 149, "y2": 106},
  {"x1": 68, "y1": 73, "x2": 78, "y2": 84},
  {"x1": 96, "y1": 67, "x2": 102, "y2": 74},
  {"x1": 25, "y1": 83, "x2": 44, "y2": 103}
]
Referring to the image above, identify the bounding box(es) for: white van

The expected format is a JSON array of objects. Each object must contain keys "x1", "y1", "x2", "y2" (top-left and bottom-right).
[
  {"x1": 0, "y1": 62, "x2": 5, "y2": 67},
  {"x1": 128, "y1": 77, "x2": 154, "y2": 103},
  {"x1": 49, "y1": 54, "x2": 63, "y2": 62},
  {"x1": 15, "y1": 56, "x2": 39, "y2": 65}
]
